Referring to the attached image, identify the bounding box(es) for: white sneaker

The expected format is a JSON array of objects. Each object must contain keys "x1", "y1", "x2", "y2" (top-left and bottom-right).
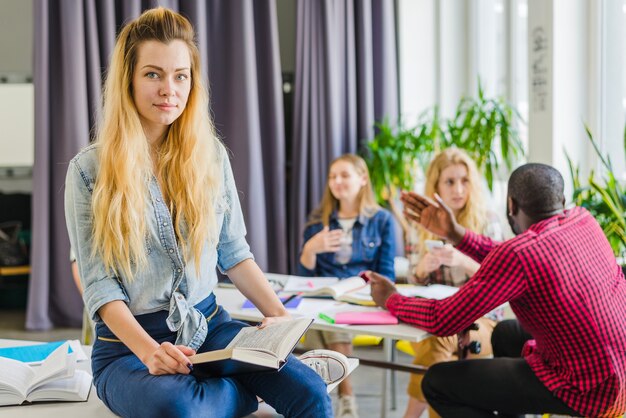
[
  {"x1": 336, "y1": 395, "x2": 358, "y2": 418},
  {"x1": 298, "y1": 349, "x2": 349, "y2": 385}
]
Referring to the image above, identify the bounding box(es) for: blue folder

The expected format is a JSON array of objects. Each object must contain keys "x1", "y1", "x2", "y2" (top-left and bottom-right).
[{"x1": 0, "y1": 341, "x2": 73, "y2": 363}]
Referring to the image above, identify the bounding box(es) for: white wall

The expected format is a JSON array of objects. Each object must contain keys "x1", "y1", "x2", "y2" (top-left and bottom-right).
[
  {"x1": 0, "y1": 0, "x2": 32, "y2": 77},
  {"x1": 0, "y1": 84, "x2": 34, "y2": 167},
  {"x1": 397, "y1": 0, "x2": 437, "y2": 123},
  {"x1": 0, "y1": 0, "x2": 33, "y2": 193}
]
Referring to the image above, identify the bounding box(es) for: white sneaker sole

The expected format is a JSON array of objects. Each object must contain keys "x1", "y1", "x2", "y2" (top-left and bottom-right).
[{"x1": 298, "y1": 349, "x2": 350, "y2": 384}]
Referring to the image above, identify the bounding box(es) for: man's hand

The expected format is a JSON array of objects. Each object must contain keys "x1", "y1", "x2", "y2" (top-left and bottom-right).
[
  {"x1": 366, "y1": 271, "x2": 398, "y2": 308},
  {"x1": 401, "y1": 191, "x2": 465, "y2": 245}
]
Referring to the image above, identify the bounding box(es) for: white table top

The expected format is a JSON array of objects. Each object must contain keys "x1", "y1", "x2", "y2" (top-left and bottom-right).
[{"x1": 214, "y1": 287, "x2": 429, "y2": 342}]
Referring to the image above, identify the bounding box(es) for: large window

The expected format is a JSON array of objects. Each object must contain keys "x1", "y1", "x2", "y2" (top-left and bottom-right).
[{"x1": 398, "y1": 0, "x2": 528, "y2": 148}]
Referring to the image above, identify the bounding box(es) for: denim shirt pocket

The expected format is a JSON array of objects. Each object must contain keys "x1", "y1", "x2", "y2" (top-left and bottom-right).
[{"x1": 361, "y1": 236, "x2": 381, "y2": 262}]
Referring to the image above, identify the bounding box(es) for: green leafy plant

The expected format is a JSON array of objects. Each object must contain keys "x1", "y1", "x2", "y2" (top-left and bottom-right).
[
  {"x1": 363, "y1": 117, "x2": 438, "y2": 236},
  {"x1": 440, "y1": 81, "x2": 525, "y2": 190},
  {"x1": 364, "y1": 116, "x2": 437, "y2": 206},
  {"x1": 567, "y1": 125, "x2": 626, "y2": 258},
  {"x1": 363, "y1": 81, "x2": 524, "y2": 204}
]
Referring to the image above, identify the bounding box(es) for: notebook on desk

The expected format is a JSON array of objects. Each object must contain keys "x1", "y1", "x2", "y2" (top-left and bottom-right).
[
  {"x1": 241, "y1": 296, "x2": 303, "y2": 309},
  {"x1": 319, "y1": 310, "x2": 399, "y2": 325}
]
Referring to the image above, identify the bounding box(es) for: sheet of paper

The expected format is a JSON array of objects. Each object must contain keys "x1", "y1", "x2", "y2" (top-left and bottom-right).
[
  {"x1": 397, "y1": 284, "x2": 459, "y2": 300},
  {"x1": 282, "y1": 277, "x2": 339, "y2": 292}
]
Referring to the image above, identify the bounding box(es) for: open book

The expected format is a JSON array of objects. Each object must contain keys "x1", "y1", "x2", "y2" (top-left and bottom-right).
[
  {"x1": 189, "y1": 317, "x2": 314, "y2": 377},
  {"x1": 282, "y1": 276, "x2": 375, "y2": 306},
  {"x1": 0, "y1": 342, "x2": 92, "y2": 406}
]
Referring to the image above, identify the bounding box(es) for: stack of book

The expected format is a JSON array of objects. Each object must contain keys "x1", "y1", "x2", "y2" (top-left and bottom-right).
[{"x1": 0, "y1": 341, "x2": 92, "y2": 406}]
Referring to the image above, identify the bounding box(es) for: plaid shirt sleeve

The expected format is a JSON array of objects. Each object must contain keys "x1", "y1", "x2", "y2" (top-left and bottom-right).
[
  {"x1": 455, "y1": 229, "x2": 498, "y2": 263},
  {"x1": 386, "y1": 230, "x2": 526, "y2": 336}
]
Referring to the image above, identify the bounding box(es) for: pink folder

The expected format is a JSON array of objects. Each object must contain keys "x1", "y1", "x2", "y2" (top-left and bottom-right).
[{"x1": 334, "y1": 311, "x2": 399, "y2": 325}]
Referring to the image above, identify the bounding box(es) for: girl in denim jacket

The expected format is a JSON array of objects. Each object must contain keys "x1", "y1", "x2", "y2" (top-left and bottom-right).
[
  {"x1": 64, "y1": 8, "x2": 331, "y2": 418},
  {"x1": 298, "y1": 154, "x2": 396, "y2": 418}
]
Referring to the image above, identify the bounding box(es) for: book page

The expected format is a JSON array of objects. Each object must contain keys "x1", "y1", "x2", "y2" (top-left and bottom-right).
[
  {"x1": 0, "y1": 356, "x2": 35, "y2": 398},
  {"x1": 27, "y1": 369, "x2": 92, "y2": 403},
  {"x1": 227, "y1": 318, "x2": 311, "y2": 360},
  {"x1": 30, "y1": 343, "x2": 75, "y2": 389},
  {"x1": 329, "y1": 277, "x2": 368, "y2": 297}
]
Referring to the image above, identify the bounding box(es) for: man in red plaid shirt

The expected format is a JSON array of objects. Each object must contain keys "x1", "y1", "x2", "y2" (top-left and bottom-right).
[{"x1": 369, "y1": 163, "x2": 626, "y2": 417}]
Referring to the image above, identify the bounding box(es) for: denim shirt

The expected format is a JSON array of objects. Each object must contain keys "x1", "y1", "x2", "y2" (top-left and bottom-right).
[
  {"x1": 64, "y1": 143, "x2": 253, "y2": 350},
  {"x1": 297, "y1": 209, "x2": 396, "y2": 280}
]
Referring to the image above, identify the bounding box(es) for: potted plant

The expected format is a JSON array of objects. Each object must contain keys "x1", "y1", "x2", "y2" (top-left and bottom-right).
[
  {"x1": 363, "y1": 118, "x2": 436, "y2": 236},
  {"x1": 439, "y1": 81, "x2": 525, "y2": 190},
  {"x1": 364, "y1": 117, "x2": 437, "y2": 206},
  {"x1": 567, "y1": 124, "x2": 626, "y2": 260},
  {"x1": 362, "y1": 81, "x2": 525, "y2": 241}
]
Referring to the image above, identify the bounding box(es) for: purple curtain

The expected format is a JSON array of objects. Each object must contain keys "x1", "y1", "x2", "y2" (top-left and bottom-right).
[
  {"x1": 288, "y1": 0, "x2": 399, "y2": 270},
  {"x1": 28, "y1": 0, "x2": 286, "y2": 330}
]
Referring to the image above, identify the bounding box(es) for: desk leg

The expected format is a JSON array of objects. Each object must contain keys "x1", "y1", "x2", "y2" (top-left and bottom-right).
[
  {"x1": 380, "y1": 338, "x2": 393, "y2": 418},
  {"x1": 390, "y1": 339, "x2": 396, "y2": 410}
]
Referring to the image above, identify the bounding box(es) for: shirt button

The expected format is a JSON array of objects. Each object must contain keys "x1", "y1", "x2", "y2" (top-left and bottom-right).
[
  {"x1": 156, "y1": 198, "x2": 161, "y2": 202},
  {"x1": 369, "y1": 242, "x2": 375, "y2": 248},
  {"x1": 169, "y1": 248, "x2": 175, "y2": 254},
  {"x1": 162, "y1": 222, "x2": 167, "y2": 227},
  {"x1": 177, "y1": 294, "x2": 183, "y2": 300},
  {"x1": 177, "y1": 268, "x2": 182, "y2": 273}
]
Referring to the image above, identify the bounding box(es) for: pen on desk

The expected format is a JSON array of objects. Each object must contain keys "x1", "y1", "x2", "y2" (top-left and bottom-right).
[
  {"x1": 318, "y1": 313, "x2": 335, "y2": 324},
  {"x1": 281, "y1": 292, "x2": 302, "y2": 306}
]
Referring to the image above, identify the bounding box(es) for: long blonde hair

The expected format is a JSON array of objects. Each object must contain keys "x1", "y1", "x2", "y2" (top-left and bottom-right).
[
  {"x1": 91, "y1": 8, "x2": 222, "y2": 280},
  {"x1": 417, "y1": 148, "x2": 486, "y2": 253},
  {"x1": 308, "y1": 154, "x2": 380, "y2": 226}
]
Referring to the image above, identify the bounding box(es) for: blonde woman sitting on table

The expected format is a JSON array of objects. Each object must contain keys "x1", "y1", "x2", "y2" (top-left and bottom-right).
[
  {"x1": 65, "y1": 8, "x2": 334, "y2": 418},
  {"x1": 403, "y1": 148, "x2": 503, "y2": 418},
  {"x1": 298, "y1": 154, "x2": 396, "y2": 418}
]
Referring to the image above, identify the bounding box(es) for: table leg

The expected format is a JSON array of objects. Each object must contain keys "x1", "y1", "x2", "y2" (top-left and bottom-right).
[
  {"x1": 390, "y1": 339, "x2": 397, "y2": 410},
  {"x1": 380, "y1": 338, "x2": 393, "y2": 418}
]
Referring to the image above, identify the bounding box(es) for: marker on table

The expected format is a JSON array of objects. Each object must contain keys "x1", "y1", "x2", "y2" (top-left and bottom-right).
[
  {"x1": 306, "y1": 280, "x2": 315, "y2": 289},
  {"x1": 318, "y1": 312, "x2": 335, "y2": 324}
]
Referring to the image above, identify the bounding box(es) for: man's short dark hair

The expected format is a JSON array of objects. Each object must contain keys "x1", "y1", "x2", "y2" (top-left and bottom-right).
[{"x1": 508, "y1": 163, "x2": 565, "y2": 217}]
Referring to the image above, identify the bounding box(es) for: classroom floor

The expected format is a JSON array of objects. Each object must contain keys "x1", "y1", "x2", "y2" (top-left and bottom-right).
[{"x1": 0, "y1": 308, "x2": 419, "y2": 418}]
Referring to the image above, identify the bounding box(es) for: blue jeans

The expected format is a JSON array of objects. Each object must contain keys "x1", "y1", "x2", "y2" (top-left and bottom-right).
[{"x1": 91, "y1": 294, "x2": 332, "y2": 418}]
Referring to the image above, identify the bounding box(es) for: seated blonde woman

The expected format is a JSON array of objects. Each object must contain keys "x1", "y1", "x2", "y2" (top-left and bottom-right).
[{"x1": 403, "y1": 148, "x2": 503, "y2": 418}]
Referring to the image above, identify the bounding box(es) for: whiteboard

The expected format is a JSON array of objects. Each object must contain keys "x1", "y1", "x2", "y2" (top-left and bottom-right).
[{"x1": 0, "y1": 83, "x2": 34, "y2": 167}]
